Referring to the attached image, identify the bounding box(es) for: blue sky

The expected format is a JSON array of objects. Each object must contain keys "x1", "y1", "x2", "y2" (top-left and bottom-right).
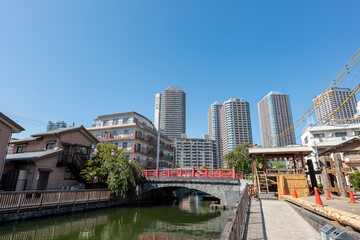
[{"x1": 1, "y1": 1, "x2": 360, "y2": 145}]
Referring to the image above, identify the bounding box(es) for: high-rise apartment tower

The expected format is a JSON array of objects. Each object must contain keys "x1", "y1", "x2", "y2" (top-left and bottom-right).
[
  {"x1": 208, "y1": 101, "x2": 223, "y2": 167},
  {"x1": 258, "y1": 91, "x2": 296, "y2": 148},
  {"x1": 219, "y1": 97, "x2": 253, "y2": 157},
  {"x1": 160, "y1": 86, "x2": 186, "y2": 141},
  {"x1": 313, "y1": 88, "x2": 359, "y2": 125}
]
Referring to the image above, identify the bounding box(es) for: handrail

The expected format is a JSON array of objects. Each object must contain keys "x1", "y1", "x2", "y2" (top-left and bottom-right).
[
  {"x1": 219, "y1": 184, "x2": 249, "y2": 239},
  {"x1": 0, "y1": 189, "x2": 111, "y2": 212},
  {"x1": 141, "y1": 169, "x2": 252, "y2": 179}
]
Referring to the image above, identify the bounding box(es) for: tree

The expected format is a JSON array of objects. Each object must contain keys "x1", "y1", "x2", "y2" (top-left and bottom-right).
[
  {"x1": 223, "y1": 143, "x2": 252, "y2": 172},
  {"x1": 349, "y1": 171, "x2": 360, "y2": 190},
  {"x1": 81, "y1": 143, "x2": 143, "y2": 197},
  {"x1": 200, "y1": 165, "x2": 207, "y2": 169}
]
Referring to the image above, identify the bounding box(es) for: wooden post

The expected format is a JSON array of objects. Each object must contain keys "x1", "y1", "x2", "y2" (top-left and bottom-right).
[
  {"x1": 232, "y1": 168, "x2": 236, "y2": 178},
  {"x1": 73, "y1": 191, "x2": 77, "y2": 209},
  {"x1": 16, "y1": 193, "x2": 23, "y2": 213},
  {"x1": 38, "y1": 192, "x2": 44, "y2": 211},
  {"x1": 167, "y1": 169, "x2": 170, "y2": 177},
  {"x1": 86, "y1": 191, "x2": 90, "y2": 208},
  {"x1": 334, "y1": 153, "x2": 348, "y2": 198},
  {"x1": 319, "y1": 156, "x2": 331, "y2": 190}
]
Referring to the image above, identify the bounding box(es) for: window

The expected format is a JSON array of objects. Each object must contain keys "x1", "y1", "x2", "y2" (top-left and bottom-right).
[
  {"x1": 313, "y1": 133, "x2": 325, "y2": 139},
  {"x1": 46, "y1": 143, "x2": 55, "y2": 150},
  {"x1": 64, "y1": 171, "x2": 76, "y2": 180},
  {"x1": 16, "y1": 145, "x2": 27, "y2": 153},
  {"x1": 335, "y1": 132, "x2": 347, "y2": 137},
  {"x1": 304, "y1": 137, "x2": 308, "y2": 144}
]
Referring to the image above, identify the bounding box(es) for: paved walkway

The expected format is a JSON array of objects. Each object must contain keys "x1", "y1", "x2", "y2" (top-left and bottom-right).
[
  {"x1": 244, "y1": 199, "x2": 321, "y2": 240},
  {"x1": 301, "y1": 195, "x2": 360, "y2": 215}
]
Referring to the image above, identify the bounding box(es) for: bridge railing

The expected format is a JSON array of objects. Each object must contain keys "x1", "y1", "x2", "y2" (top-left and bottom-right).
[
  {"x1": 0, "y1": 189, "x2": 111, "y2": 212},
  {"x1": 219, "y1": 184, "x2": 249, "y2": 240},
  {"x1": 142, "y1": 169, "x2": 252, "y2": 179}
]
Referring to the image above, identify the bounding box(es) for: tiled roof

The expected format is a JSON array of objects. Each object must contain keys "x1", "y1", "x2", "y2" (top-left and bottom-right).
[{"x1": 6, "y1": 149, "x2": 63, "y2": 162}]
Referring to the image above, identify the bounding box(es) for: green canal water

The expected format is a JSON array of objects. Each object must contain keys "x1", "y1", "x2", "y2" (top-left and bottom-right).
[{"x1": 0, "y1": 195, "x2": 230, "y2": 240}]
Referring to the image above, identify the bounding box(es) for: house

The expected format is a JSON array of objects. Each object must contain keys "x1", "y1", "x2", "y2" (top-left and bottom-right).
[
  {"x1": 318, "y1": 137, "x2": 360, "y2": 196},
  {"x1": 2, "y1": 126, "x2": 98, "y2": 191},
  {"x1": 0, "y1": 113, "x2": 24, "y2": 188}
]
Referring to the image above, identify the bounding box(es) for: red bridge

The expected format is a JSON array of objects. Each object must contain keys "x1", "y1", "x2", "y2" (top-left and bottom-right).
[{"x1": 141, "y1": 168, "x2": 250, "y2": 179}]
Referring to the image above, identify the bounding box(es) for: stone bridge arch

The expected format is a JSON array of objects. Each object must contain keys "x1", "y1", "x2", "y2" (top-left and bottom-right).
[{"x1": 137, "y1": 177, "x2": 251, "y2": 206}]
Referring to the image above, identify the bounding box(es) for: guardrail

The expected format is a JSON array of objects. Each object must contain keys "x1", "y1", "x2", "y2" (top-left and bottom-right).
[
  {"x1": 219, "y1": 184, "x2": 249, "y2": 240},
  {"x1": 0, "y1": 189, "x2": 111, "y2": 212},
  {"x1": 142, "y1": 169, "x2": 252, "y2": 180}
]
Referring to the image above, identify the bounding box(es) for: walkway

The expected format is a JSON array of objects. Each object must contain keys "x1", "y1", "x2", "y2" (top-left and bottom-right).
[{"x1": 244, "y1": 199, "x2": 320, "y2": 240}]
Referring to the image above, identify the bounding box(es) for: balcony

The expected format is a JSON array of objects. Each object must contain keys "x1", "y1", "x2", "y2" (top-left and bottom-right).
[{"x1": 95, "y1": 132, "x2": 135, "y2": 141}]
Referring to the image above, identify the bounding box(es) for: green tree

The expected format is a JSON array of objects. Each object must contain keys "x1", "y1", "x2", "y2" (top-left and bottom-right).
[
  {"x1": 349, "y1": 171, "x2": 360, "y2": 190},
  {"x1": 223, "y1": 143, "x2": 252, "y2": 172},
  {"x1": 200, "y1": 165, "x2": 207, "y2": 169},
  {"x1": 81, "y1": 143, "x2": 143, "y2": 197}
]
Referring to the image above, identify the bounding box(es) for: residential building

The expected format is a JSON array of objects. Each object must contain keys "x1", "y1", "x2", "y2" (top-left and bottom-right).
[
  {"x1": 208, "y1": 101, "x2": 223, "y2": 167},
  {"x1": 87, "y1": 112, "x2": 174, "y2": 169},
  {"x1": 313, "y1": 88, "x2": 359, "y2": 125},
  {"x1": 160, "y1": 86, "x2": 186, "y2": 141},
  {"x1": 0, "y1": 113, "x2": 24, "y2": 185},
  {"x1": 258, "y1": 91, "x2": 296, "y2": 147},
  {"x1": 174, "y1": 134, "x2": 218, "y2": 169},
  {"x1": 47, "y1": 121, "x2": 67, "y2": 132},
  {"x1": 301, "y1": 123, "x2": 360, "y2": 180},
  {"x1": 3, "y1": 126, "x2": 98, "y2": 191},
  {"x1": 220, "y1": 98, "x2": 253, "y2": 159}
]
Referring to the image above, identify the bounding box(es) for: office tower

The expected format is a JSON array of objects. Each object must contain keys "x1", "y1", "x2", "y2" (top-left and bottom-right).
[
  {"x1": 87, "y1": 112, "x2": 174, "y2": 169},
  {"x1": 258, "y1": 91, "x2": 296, "y2": 148},
  {"x1": 160, "y1": 86, "x2": 186, "y2": 141},
  {"x1": 219, "y1": 97, "x2": 253, "y2": 157},
  {"x1": 46, "y1": 121, "x2": 67, "y2": 132},
  {"x1": 313, "y1": 88, "x2": 359, "y2": 125},
  {"x1": 208, "y1": 101, "x2": 223, "y2": 168},
  {"x1": 174, "y1": 135, "x2": 218, "y2": 169}
]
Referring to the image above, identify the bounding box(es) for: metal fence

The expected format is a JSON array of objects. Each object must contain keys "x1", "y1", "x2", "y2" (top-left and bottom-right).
[
  {"x1": 219, "y1": 184, "x2": 250, "y2": 240},
  {"x1": 0, "y1": 189, "x2": 111, "y2": 212}
]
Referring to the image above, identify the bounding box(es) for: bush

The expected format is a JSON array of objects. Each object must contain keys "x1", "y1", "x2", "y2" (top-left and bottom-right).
[{"x1": 349, "y1": 171, "x2": 360, "y2": 190}]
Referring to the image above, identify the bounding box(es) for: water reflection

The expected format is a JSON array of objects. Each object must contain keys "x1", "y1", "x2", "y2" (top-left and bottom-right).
[{"x1": 0, "y1": 195, "x2": 228, "y2": 240}]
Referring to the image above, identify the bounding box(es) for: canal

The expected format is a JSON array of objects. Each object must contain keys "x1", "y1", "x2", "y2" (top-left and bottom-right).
[{"x1": 0, "y1": 195, "x2": 230, "y2": 240}]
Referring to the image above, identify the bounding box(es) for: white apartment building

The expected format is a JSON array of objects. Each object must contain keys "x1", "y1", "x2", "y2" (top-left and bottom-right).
[
  {"x1": 174, "y1": 134, "x2": 218, "y2": 169},
  {"x1": 87, "y1": 112, "x2": 174, "y2": 169},
  {"x1": 301, "y1": 123, "x2": 360, "y2": 172}
]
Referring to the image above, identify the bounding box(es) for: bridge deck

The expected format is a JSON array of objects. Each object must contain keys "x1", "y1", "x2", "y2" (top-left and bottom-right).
[{"x1": 244, "y1": 199, "x2": 320, "y2": 240}]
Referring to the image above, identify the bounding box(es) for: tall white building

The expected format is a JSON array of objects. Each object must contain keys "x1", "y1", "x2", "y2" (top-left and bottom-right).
[
  {"x1": 258, "y1": 92, "x2": 296, "y2": 147},
  {"x1": 174, "y1": 134, "x2": 218, "y2": 169},
  {"x1": 208, "y1": 101, "x2": 223, "y2": 167},
  {"x1": 313, "y1": 88, "x2": 358, "y2": 125},
  {"x1": 160, "y1": 86, "x2": 186, "y2": 141},
  {"x1": 87, "y1": 112, "x2": 174, "y2": 169},
  {"x1": 219, "y1": 97, "x2": 253, "y2": 158}
]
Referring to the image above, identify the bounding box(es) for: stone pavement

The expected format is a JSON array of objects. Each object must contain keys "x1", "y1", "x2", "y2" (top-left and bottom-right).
[
  {"x1": 301, "y1": 195, "x2": 360, "y2": 215},
  {"x1": 244, "y1": 199, "x2": 321, "y2": 240}
]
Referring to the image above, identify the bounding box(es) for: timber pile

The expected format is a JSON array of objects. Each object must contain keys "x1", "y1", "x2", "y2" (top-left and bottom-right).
[
  {"x1": 277, "y1": 174, "x2": 309, "y2": 199},
  {"x1": 283, "y1": 195, "x2": 360, "y2": 231}
]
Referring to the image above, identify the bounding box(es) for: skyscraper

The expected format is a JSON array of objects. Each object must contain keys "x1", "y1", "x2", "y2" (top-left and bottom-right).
[
  {"x1": 313, "y1": 88, "x2": 359, "y2": 125},
  {"x1": 258, "y1": 91, "x2": 296, "y2": 148},
  {"x1": 208, "y1": 101, "x2": 223, "y2": 167},
  {"x1": 46, "y1": 121, "x2": 67, "y2": 132},
  {"x1": 160, "y1": 86, "x2": 186, "y2": 141},
  {"x1": 219, "y1": 97, "x2": 253, "y2": 157}
]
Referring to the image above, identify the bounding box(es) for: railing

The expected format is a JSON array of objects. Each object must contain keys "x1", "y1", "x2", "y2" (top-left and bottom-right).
[
  {"x1": 142, "y1": 169, "x2": 251, "y2": 179},
  {"x1": 264, "y1": 169, "x2": 304, "y2": 175},
  {"x1": 219, "y1": 184, "x2": 249, "y2": 240},
  {"x1": 0, "y1": 189, "x2": 111, "y2": 212}
]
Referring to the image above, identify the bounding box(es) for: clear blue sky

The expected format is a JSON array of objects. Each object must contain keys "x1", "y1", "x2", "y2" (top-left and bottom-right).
[{"x1": 1, "y1": 1, "x2": 360, "y2": 145}]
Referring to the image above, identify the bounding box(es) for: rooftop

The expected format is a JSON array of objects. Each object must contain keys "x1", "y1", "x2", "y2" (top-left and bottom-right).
[
  {"x1": 249, "y1": 145, "x2": 313, "y2": 156},
  {"x1": 164, "y1": 86, "x2": 184, "y2": 92},
  {"x1": 303, "y1": 123, "x2": 360, "y2": 133},
  {"x1": 0, "y1": 112, "x2": 25, "y2": 133},
  {"x1": 6, "y1": 149, "x2": 63, "y2": 162}
]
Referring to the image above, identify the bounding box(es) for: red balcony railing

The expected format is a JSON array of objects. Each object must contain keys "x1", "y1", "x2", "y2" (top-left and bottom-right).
[{"x1": 141, "y1": 169, "x2": 251, "y2": 179}]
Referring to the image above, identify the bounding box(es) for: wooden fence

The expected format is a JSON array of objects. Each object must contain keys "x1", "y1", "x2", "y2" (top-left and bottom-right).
[
  {"x1": 0, "y1": 189, "x2": 111, "y2": 212},
  {"x1": 219, "y1": 185, "x2": 249, "y2": 240}
]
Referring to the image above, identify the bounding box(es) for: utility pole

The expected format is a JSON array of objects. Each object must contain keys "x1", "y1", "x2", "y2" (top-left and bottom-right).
[{"x1": 154, "y1": 93, "x2": 161, "y2": 169}]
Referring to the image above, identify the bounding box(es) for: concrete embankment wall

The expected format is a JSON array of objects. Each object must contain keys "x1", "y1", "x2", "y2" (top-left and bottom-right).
[{"x1": 0, "y1": 196, "x2": 132, "y2": 224}]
